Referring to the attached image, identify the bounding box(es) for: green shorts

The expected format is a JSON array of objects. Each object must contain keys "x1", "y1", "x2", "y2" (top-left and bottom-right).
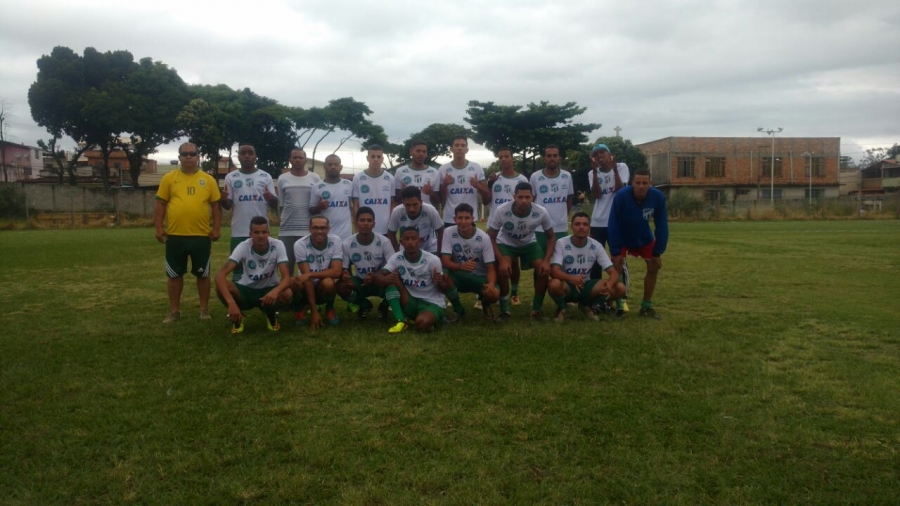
[
  {"x1": 403, "y1": 296, "x2": 445, "y2": 322},
  {"x1": 535, "y1": 231, "x2": 567, "y2": 253},
  {"x1": 236, "y1": 283, "x2": 279, "y2": 311},
  {"x1": 564, "y1": 279, "x2": 605, "y2": 305},
  {"x1": 446, "y1": 271, "x2": 490, "y2": 294},
  {"x1": 498, "y1": 242, "x2": 544, "y2": 270},
  {"x1": 165, "y1": 235, "x2": 212, "y2": 278},
  {"x1": 229, "y1": 236, "x2": 248, "y2": 252},
  {"x1": 351, "y1": 276, "x2": 385, "y2": 299}
]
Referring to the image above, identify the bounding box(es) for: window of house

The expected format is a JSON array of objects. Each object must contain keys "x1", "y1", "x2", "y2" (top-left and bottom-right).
[
  {"x1": 761, "y1": 189, "x2": 783, "y2": 200},
  {"x1": 761, "y1": 157, "x2": 783, "y2": 177},
  {"x1": 706, "y1": 189, "x2": 726, "y2": 204},
  {"x1": 805, "y1": 188, "x2": 824, "y2": 199},
  {"x1": 677, "y1": 157, "x2": 695, "y2": 178},
  {"x1": 811, "y1": 157, "x2": 825, "y2": 177},
  {"x1": 735, "y1": 189, "x2": 750, "y2": 196},
  {"x1": 705, "y1": 157, "x2": 726, "y2": 178}
]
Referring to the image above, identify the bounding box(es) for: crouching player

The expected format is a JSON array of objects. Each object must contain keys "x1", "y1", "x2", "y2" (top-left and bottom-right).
[
  {"x1": 337, "y1": 207, "x2": 396, "y2": 320},
  {"x1": 376, "y1": 227, "x2": 452, "y2": 333},
  {"x1": 549, "y1": 212, "x2": 625, "y2": 322},
  {"x1": 441, "y1": 203, "x2": 500, "y2": 321},
  {"x1": 215, "y1": 216, "x2": 292, "y2": 333},
  {"x1": 292, "y1": 216, "x2": 343, "y2": 329}
]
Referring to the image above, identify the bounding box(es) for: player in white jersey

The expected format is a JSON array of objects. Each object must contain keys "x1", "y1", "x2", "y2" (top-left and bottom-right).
[
  {"x1": 214, "y1": 216, "x2": 292, "y2": 333},
  {"x1": 393, "y1": 139, "x2": 439, "y2": 206},
  {"x1": 376, "y1": 227, "x2": 452, "y2": 333},
  {"x1": 441, "y1": 203, "x2": 500, "y2": 321},
  {"x1": 487, "y1": 182, "x2": 556, "y2": 322},
  {"x1": 221, "y1": 144, "x2": 278, "y2": 280},
  {"x1": 437, "y1": 136, "x2": 490, "y2": 225},
  {"x1": 529, "y1": 145, "x2": 574, "y2": 252},
  {"x1": 292, "y1": 216, "x2": 344, "y2": 329},
  {"x1": 549, "y1": 212, "x2": 625, "y2": 322},
  {"x1": 310, "y1": 154, "x2": 353, "y2": 240},
  {"x1": 387, "y1": 186, "x2": 445, "y2": 254},
  {"x1": 351, "y1": 145, "x2": 394, "y2": 236},
  {"x1": 277, "y1": 148, "x2": 321, "y2": 274},
  {"x1": 337, "y1": 206, "x2": 396, "y2": 320},
  {"x1": 487, "y1": 147, "x2": 529, "y2": 306},
  {"x1": 588, "y1": 143, "x2": 631, "y2": 315}
]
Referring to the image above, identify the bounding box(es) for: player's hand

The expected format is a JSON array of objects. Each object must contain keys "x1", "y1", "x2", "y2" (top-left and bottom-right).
[
  {"x1": 309, "y1": 311, "x2": 323, "y2": 330},
  {"x1": 482, "y1": 284, "x2": 499, "y2": 301},
  {"x1": 263, "y1": 188, "x2": 277, "y2": 204},
  {"x1": 261, "y1": 288, "x2": 279, "y2": 306},
  {"x1": 208, "y1": 229, "x2": 220, "y2": 241},
  {"x1": 443, "y1": 173, "x2": 453, "y2": 186},
  {"x1": 571, "y1": 275, "x2": 585, "y2": 291},
  {"x1": 499, "y1": 257, "x2": 511, "y2": 277},
  {"x1": 596, "y1": 279, "x2": 611, "y2": 297},
  {"x1": 385, "y1": 269, "x2": 400, "y2": 286},
  {"x1": 469, "y1": 176, "x2": 482, "y2": 188},
  {"x1": 227, "y1": 305, "x2": 242, "y2": 324},
  {"x1": 220, "y1": 185, "x2": 230, "y2": 201},
  {"x1": 422, "y1": 181, "x2": 433, "y2": 196},
  {"x1": 155, "y1": 228, "x2": 167, "y2": 244},
  {"x1": 537, "y1": 261, "x2": 550, "y2": 276},
  {"x1": 460, "y1": 259, "x2": 477, "y2": 272},
  {"x1": 363, "y1": 273, "x2": 375, "y2": 285},
  {"x1": 612, "y1": 255, "x2": 624, "y2": 270},
  {"x1": 648, "y1": 256, "x2": 662, "y2": 270},
  {"x1": 315, "y1": 198, "x2": 329, "y2": 212},
  {"x1": 488, "y1": 172, "x2": 499, "y2": 184},
  {"x1": 340, "y1": 270, "x2": 352, "y2": 283},
  {"x1": 432, "y1": 268, "x2": 444, "y2": 283}
]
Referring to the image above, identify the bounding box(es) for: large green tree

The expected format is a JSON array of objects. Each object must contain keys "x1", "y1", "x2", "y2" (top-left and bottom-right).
[
  {"x1": 299, "y1": 97, "x2": 388, "y2": 166},
  {"x1": 389, "y1": 123, "x2": 473, "y2": 168},
  {"x1": 176, "y1": 84, "x2": 247, "y2": 175}
]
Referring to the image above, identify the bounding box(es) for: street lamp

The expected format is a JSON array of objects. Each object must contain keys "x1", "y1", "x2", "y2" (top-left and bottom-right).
[
  {"x1": 802, "y1": 151, "x2": 814, "y2": 209},
  {"x1": 758, "y1": 127, "x2": 783, "y2": 205}
]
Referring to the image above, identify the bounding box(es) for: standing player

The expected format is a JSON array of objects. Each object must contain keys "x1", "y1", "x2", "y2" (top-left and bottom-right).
[
  {"x1": 292, "y1": 216, "x2": 344, "y2": 328},
  {"x1": 487, "y1": 182, "x2": 556, "y2": 322},
  {"x1": 220, "y1": 144, "x2": 278, "y2": 280},
  {"x1": 351, "y1": 145, "x2": 394, "y2": 235},
  {"x1": 437, "y1": 136, "x2": 490, "y2": 227},
  {"x1": 549, "y1": 213, "x2": 625, "y2": 322},
  {"x1": 376, "y1": 227, "x2": 452, "y2": 333},
  {"x1": 487, "y1": 146, "x2": 529, "y2": 306},
  {"x1": 387, "y1": 186, "x2": 445, "y2": 255},
  {"x1": 310, "y1": 154, "x2": 353, "y2": 240},
  {"x1": 393, "y1": 139, "x2": 439, "y2": 206},
  {"x1": 214, "y1": 216, "x2": 293, "y2": 333},
  {"x1": 529, "y1": 144, "x2": 574, "y2": 252},
  {"x1": 608, "y1": 168, "x2": 669, "y2": 319},
  {"x1": 588, "y1": 143, "x2": 630, "y2": 315},
  {"x1": 441, "y1": 204, "x2": 500, "y2": 321},
  {"x1": 277, "y1": 148, "x2": 321, "y2": 275},
  {"x1": 154, "y1": 142, "x2": 222, "y2": 323},
  {"x1": 338, "y1": 207, "x2": 396, "y2": 319}
]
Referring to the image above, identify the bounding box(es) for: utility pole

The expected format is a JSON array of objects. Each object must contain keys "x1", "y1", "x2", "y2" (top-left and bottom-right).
[
  {"x1": 758, "y1": 127, "x2": 783, "y2": 205},
  {"x1": 802, "y1": 151, "x2": 814, "y2": 209}
]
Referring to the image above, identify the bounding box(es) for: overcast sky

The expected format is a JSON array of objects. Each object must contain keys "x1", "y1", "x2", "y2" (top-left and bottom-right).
[{"x1": 1, "y1": 0, "x2": 898, "y2": 169}]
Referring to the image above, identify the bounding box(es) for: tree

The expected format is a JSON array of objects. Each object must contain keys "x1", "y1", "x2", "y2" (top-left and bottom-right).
[
  {"x1": 177, "y1": 84, "x2": 247, "y2": 176},
  {"x1": 0, "y1": 99, "x2": 10, "y2": 182},
  {"x1": 36, "y1": 136, "x2": 70, "y2": 184},
  {"x1": 858, "y1": 144, "x2": 900, "y2": 169},
  {"x1": 390, "y1": 123, "x2": 473, "y2": 168},
  {"x1": 236, "y1": 88, "x2": 297, "y2": 178},
  {"x1": 302, "y1": 97, "x2": 386, "y2": 166},
  {"x1": 565, "y1": 136, "x2": 648, "y2": 195}
]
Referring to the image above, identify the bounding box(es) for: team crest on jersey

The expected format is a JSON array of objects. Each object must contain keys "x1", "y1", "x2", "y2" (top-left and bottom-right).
[
  {"x1": 352, "y1": 253, "x2": 361, "y2": 262},
  {"x1": 551, "y1": 184, "x2": 559, "y2": 193},
  {"x1": 643, "y1": 208, "x2": 654, "y2": 221},
  {"x1": 306, "y1": 254, "x2": 315, "y2": 263},
  {"x1": 564, "y1": 255, "x2": 574, "y2": 264},
  {"x1": 457, "y1": 175, "x2": 467, "y2": 185},
  {"x1": 234, "y1": 180, "x2": 243, "y2": 189},
  {"x1": 503, "y1": 222, "x2": 515, "y2": 231},
  {"x1": 494, "y1": 184, "x2": 502, "y2": 192},
  {"x1": 245, "y1": 179, "x2": 254, "y2": 187},
  {"x1": 539, "y1": 185, "x2": 548, "y2": 193},
  {"x1": 398, "y1": 266, "x2": 406, "y2": 276},
  {"x1": 322, "y1": 191, "x2": 331, "y2": 199},
  {"x1": 452, "y1": 244, "x2": 463, "y2": 252},
  {"x1": 248, "y1": 260, "x2": 257, "y2": 269},
  {"x1": 361, "y1": 185, "x2": 370, "y2": 194},
  {"x1": 199, "y1": 179, "x2": 206, "y2": 186}
]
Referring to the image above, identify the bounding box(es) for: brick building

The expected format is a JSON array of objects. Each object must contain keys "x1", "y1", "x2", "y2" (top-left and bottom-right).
[
  {"x1": 0, "y1": 141, "x2": 43, "y2": 182},
  {"x1": 636, "y1": 137, "x2": 841, "y2": 202}
]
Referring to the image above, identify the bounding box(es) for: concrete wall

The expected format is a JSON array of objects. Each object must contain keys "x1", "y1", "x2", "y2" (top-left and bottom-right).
[{"x1": 18, "y1": 184, "x2": 158, "y2": 216}]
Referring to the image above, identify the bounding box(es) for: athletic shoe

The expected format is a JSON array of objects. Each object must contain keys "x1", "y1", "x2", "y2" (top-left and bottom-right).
[
  {"x1": 591, "y1": 304, "x2": 609, "y2": 316},
  {"x1": 231, "y1": 319, "x2": 244, "y2": 334},
  {"x1": 482, "y1": 306, "x2": 496, "y2": 322},
  {"x1": 357, "y1": 305, "x2": 371, "y2": 320},
  {"x1": 295, "y1": 308, "x2": 309, "y2": 326},
  {"x1": 496, "y1": 312, "x2": 512, "y2": 324},
  {"x1": 473, "y1": 299, "x2": 483, "y2": 310},
  {"x1": 325, "y1": 309, "x2": 340, "y2": 325},
  {"x1": 378, "y1": 299, "x2": 389, "y2": 320},
  {"x1": 531, "y1": 310, "x2": 548, "y2": 323},
  {"x1": 639, "y1": 307, "x2": 661, "y2": 319},
  {"x1": 266, "y1": 312, "x2": 280, "y2": 332},
  {"x1": 347, "y1": 302, "x2": 360, "y2": 313},
  {"x1": 199, "y1": 308, "x2": 212, "y2": 321},
  {"x1": 554, "y1": 309, "x2": 566, "y2": 323},
  {"x1": 510, "y1": 295, "x2": 521, "y2": 306},
  {"x1": 622, "y1": 301, "x2": 630, "y2": 313},
  {"x1": 162, "y1": 310, "x2": 181, "y2": 324},
  {"x1": 616, "y1": 307, "x2": 626, "y2": 318},
  {"x1": 388, "y1": 320, "x2": 408, "y2": 333},
  {"x1": 579, "y1": 305, "x2": 599, "y2": 322}
]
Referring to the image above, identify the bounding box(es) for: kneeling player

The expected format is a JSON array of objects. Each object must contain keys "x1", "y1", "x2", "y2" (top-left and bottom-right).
[
  {"x1": 215, "y1": 216, "x2": 293, "y2": 333},
  {"x1": 376, "y1": 227, "x2": 452, "y2": 333},
  {"x1": 549, "y1": 212, "x2": 625, "y2": 322},
  {"x1": 337, "y1": 206, "x2": 396, "y2": 319},
  {"x1": 292, "y1": 216, "x2": 344, "y2": 329},
  {"x1": 441, "y1": 203, "x2": 500, "y2": 320}
]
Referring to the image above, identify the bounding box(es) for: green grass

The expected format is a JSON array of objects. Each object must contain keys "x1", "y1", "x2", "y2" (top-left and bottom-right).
[{"x1": 1, "y1": 221, "x2": 899, "y2": 505}]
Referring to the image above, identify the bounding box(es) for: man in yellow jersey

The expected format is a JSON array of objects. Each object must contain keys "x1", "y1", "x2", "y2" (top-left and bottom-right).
[{"x1": 155, "y1": 142, "x2": 222, "y2": 323}]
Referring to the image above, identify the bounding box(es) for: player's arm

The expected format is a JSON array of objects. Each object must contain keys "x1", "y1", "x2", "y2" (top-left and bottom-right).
[
  {"x1": 261, "y1": 263, "x2": 293, "y2": 306},
  {"x1": 215, "y1": 260, "x2": 242, "y2": 321},
  {"x1": 612, "y1": 159, "x2": 625, "y2": 192},
  {"x1": 210, "y1": 201, "x2": 221, "y2": 241},
  {"x1": 472, "y1": 172, "x2": 491, "y2": 203},
  {"x1": 590, "y1": 156, "x2": 602, "y2": 199},
  {"x1": 154, "y1": 198, "x2": 168, "y2": 243},
  {"x1": 651, "y1": 196, "x2": 669, "y2": 269},
  {"x1": 264, "y1": 180, "x2": 278, "y2": 209},
  {"x1": 219, "y1": 181, "x2": 233, "y2": 210},
  {"x1": 487, "y1": 227, "x2": 510, "y2": 277},
  {"x1": 540, "y1": 232, "x2": 556, "y2": 276}
]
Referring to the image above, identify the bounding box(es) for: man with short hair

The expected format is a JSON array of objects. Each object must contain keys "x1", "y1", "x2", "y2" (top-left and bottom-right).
[
  {"x1": 529, "y1": 144, "x2": 574, "y2": 252},
  {"x1": 220, "y1": 144, "x2": 278, "y2": 280},
  {"x1": 549, "y1": 212, "x2": 625, "y2": 322},
  {"x1": 487, "y1": 182, "x2": 556, "y2": 322},
  {"x1": 214, "y1": 216, "x2": 293, "y2": 333},
  {"x1": 387, "y1": 185, "x2": 445, "y2": 255},
  {"x1": 337, "y1": 206, "x2": 396, "y2": 320},
  {"x1": 588, "y1": 143, "x2": 630, "y2": 315},
  {"x1": 608, "y1": 168, "x2": 669, "y2": 319},
  {"x1": 351, "y1": 145, "x2": 394, "y2": 236},
  {"x1": 441, "y1": 203, "x2": 500, "y2": 321},
  {"x1": 310, "y1": 154, "x2": 353, "y2": 239},
  {"x1": 487, "y1": 147, "x2": 529, "y2": 306},
  {"x1": 437, "y1": 136, "x2": 490, "y2": 227},
  {"x1": 376, "y1": 227, "x2": 452, "y2": 333},
  {"x1": 277, "y1": 148, "x2": 321, "y2": 275},
  {"x1": 393, "y1": 139, "x2": 439, "y2": 206},
  {"x1": 292, "y1": 216, "x2": 344, "y2": 328},
  {"x1": 155, "y1": 142, "x2": 222, "y2": 323}
]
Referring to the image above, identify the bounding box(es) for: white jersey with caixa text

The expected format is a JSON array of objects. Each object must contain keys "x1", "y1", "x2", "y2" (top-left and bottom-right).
[
  {"x1": 225, "y1": 169, "x2": 276, "y2": 237},
  {"x1": 387, "y1": 203, "x2": 444, "y2": 254},
  {"x1": 589, "y1": 163, "x2": 630, "y2": 227},
  {"x1": 342, "y1": 233, "x2": 395, "y2": 277},
  {"x1": 351, "y1": 170, "x2": 395, "y2": 235},
  {"x1": 440, "y1": 226, "x2": 495, "y2": 277},
  {"x1": 294, "y1": 233, "x2": 343, "y2": 273},
  {"x1": 551, "y1": 236, "x2": 614, "y2": 282},
  {"x1": 394, "y1": 165, "x2": 440, "y2": 206},
  {"x1": 437, "y1": 161, "x2": 485, "y2": 222},
  {"x1": 310, "y1": 179, "x2": 353, "y2": 239},
  {"x1": 489, "y1": 173, "x2": 529, "y2": 215},
  {"x1": 382, "y1": 250, "x2": 445, "y2": 307},
  {"x1": 229, "y1": 237, "x2": 289, "y2": 289},
  {"x1": 488, "y1": 201, "x2": 553, "y2": 248},
  {"x1": 529, "y1": 169, "x2": 574, "y2": 233}
]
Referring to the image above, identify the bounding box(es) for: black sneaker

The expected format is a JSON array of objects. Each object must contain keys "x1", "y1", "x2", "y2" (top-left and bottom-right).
[
  {"x1": 639, "y1": 307, "x2": 661, "y2": 319},
  {"x1": 616, "y1": 307, "x2": 626, "y2": 318},
  {"x1": 378, "y1": 299, "x2": 389, "y2": 320},
  {"x1": 531, "y1": 310, "x2": 548, "y2": 323},
  {"x1": 496, "y1": 312, "x2": 512, "y2": 324},
  {"x1": 590, "y1": 303, "x2": 609, "y2": 316}
]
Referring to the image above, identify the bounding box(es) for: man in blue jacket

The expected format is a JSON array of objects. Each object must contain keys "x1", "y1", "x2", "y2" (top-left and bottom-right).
[{"x1": 608, "y1": 168, "x2": 668, "y2": 318}]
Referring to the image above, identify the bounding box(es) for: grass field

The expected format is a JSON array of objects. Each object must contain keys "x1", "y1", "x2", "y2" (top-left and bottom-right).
[{"x1": 1, "y1": 221, "x2": 899, "y2": 505}]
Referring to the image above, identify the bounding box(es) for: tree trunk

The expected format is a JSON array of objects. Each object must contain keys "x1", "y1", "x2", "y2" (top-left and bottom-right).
[{"x1": 311, "y1": 128, "x2": 335, "y2": 170}]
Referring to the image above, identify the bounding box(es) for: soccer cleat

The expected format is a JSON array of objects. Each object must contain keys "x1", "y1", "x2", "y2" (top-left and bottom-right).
[
  {"x1": 357, "y1": 305, "x2": 372, "y2": 320},
  {"x1": 266, "y1": 312, "x2": 280, "y2": 332},
  {"x1": 639, "y1": 307, "x2": 661, "y2": 319},
  {"x1": 591, "y1": 303, "x2": 609, "y2": 316},
  {"x1": 231, "y1": 319, "x2": 244, "y2": 334},
  {"x1": 496, "y1": 312, "x2": 512, "y2": 324},
  {"x1": 326, "y1": 309, "x2": 340, "y2": 325},
  {"x1": 579, "y1": 305, "x2": 599, "y2": 322},
  {"x1": 446, "y1": 309, "x2": 464, "y2": 323},
  {"x1": 163, "y1": 310, "x2": 181, "y2": 324},
  {"x1": 295, "y1": 308, "x2": 309, "y2": 326},
  {"x1": 622, "y1": 301, "x2": 630, "y2": 313},
  {"x1": 473, "y1": 299, "x2": 483, "y2": 310},
  {"x1": 347, "y1": 302, "x2": 359, "y2": 313},
  {"x1": 378, "y1": 299, "x2": 389, "y2": 320},
  {"x1": 482, "y1": 306, "x2": 496, "y2": 322},
  {"x1": 616, "y1": 307, "x2": 626, "y2": 318},
  {"x1": 510, "y1": 295, "x2": 521, "y2": 306},
  {"x1": 531, "y1": 310, "x2": 548, "y2": 323},
  {"x1": 199, "y1": 308, "x2": 212, "y2": 321},
  {"x1": 388, "y1": 320, "x2": 408, "y2": 333},
  {"x1": 554, "y1": 309, "x2": 566, "y2": 323}
]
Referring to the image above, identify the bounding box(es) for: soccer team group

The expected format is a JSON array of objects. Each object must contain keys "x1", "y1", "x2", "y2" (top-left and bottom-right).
[{"x1": 154, "y1": 136, "x2": 669, "y2": 333}]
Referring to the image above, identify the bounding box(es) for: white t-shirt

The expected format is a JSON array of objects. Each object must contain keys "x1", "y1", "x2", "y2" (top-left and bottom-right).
[
  {"x1": 551, "y1": 236, "x2": 614, "y2": 282},
  {"x1": 229, "y1": 237, "x2": 289, "y2": 289},
  {"x1": 387, "y1": 203, "x2": 444, "y2": 254},
  {"x1": 310, "y1": 179, "x2": 354, "y2": 239},
  {"x1": 294, "y1": 233, "x2": 343, "y2": 273},
  {"x1": 440, "y1": 226, "x2": 495, "y2": 277},
  {"x1": 489, "y1": 173, "x2": 529, "y2": 215},
  {"x1": 342, "y1": 233, "x2": 395, "y2": 277},
  {"x1": 529, "y1": 169, "x2": 575, "y2": 233},
  {"x1": 277, "y1": 171, "x2": 321, "y2": 237},
  {"x1": 382, "y1": 250, "x2": 445, "y2": 307},
  {"x1": 437, "y1": 161, "x2": 485, "y2": 222},
  {"x1": 224, "y1": 169, "x2": 276, "y2": 238},
  {"x1": 589, "y1": 163, "x2": 630, "y2": 227},
  {"x1": 352, "y1": 170, "x2": 395, "y2": 235},
  {"x1": 488, "y1": 201, "x2": 553, "y2": 248},
  {"x1": 394, "y1": 165, "x2": 440, "y2": 206}
]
